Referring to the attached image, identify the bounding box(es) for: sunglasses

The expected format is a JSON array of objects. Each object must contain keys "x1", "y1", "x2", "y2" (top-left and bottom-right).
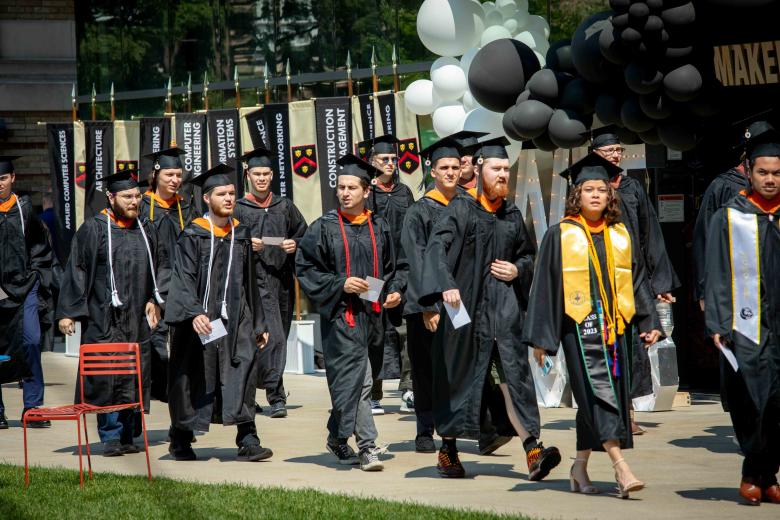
[{"x1": 377, "y1": 157, "x2": 397, "y2": 165}]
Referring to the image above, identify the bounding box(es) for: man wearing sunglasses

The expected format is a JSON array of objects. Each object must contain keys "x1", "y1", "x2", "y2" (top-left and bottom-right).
[{"x1": 590, "y1": 126, "x2": 679, "y2": 436}]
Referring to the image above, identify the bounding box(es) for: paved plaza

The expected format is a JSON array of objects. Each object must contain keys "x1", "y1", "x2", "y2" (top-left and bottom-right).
[{"x1": 0, "y1": 351, "x2": 777, "y2": 519}]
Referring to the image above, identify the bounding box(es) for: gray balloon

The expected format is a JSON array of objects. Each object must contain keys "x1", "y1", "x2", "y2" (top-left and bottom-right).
[
  {"x1": 527, "y1": 69, "x2": 561, "y2": 105},
  {"x1": 502, "y1": 108, "x2": 525, "y2": 141},
  {"x1": 621, "y1": 96, "x2": 655, "y2": 133},
  {"x1": 516, "y1": 90, "x2": 532, "y2": 104},
  {"x1": 546, "y1": 40, "x2": 576, "y2": 74},
  {"x1": 595, "y1": 93, "x2": 623, "y2": 126},
  {"x1": 548, "y1": 109, "x2": 592, "y2": 149},
  {"x1": 509, "y1": 100, "x2": 555, "y2": 139},
  {"x1": 663, "y1": 64, "x2": 702, "y2": 101}
]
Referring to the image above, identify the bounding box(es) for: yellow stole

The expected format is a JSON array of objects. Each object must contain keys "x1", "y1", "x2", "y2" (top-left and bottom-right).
[{"x1": 560, "y1": 219, "x2": 635, "y2": 331}]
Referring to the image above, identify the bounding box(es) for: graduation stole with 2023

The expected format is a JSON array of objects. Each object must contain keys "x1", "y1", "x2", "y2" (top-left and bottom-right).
[
  {"x1": 560, "y1": 219, "x2": 635, "y2": 340},
  {"x1": 726, "y1": 208, "x2": 762, "y2": 346}
]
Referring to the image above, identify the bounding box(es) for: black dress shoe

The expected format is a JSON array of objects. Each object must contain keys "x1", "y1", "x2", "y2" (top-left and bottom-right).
[
  {"x1": 120, "y1": 443, "x2": 141, "y2": 454},
  {"x1": 0, "y1": 413, "x2": 8, "y2": 429},
  {"x1": 169, "y1": 442, "x2": 197, "y2": 461},
  {"x1": 103, "y1": 439, "x2": 124, "y2": 457},
  {"x1": 269, "y1": 402, "x2": 288, "y2": 418},
  {"x1": 236, "y1": 443, "x2": 273, "y2": 462}
]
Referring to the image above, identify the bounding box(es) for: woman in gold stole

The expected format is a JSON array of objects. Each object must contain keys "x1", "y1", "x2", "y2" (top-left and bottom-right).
[{"x1": 523, "y1": 153, "x2": 662, "y2": 498}]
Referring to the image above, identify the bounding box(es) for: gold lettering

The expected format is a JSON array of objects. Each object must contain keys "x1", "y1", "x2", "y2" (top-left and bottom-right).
[
  {"x1": 744, "y1": 43, "x2": 765, "y2": 85},
  {"x1": 713, "y1": 45, "x2": 733, "y2": 86},
  {"x1": 762, "y1": 41, "x2": 778, "y2": 84},
  {"x1": 733, "y1": 45, "x2": 749, "y2": 86}
]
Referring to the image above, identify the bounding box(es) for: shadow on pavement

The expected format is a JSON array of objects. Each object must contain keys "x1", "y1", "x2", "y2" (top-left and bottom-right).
[
  {"x1": 676, "y1": 487, "x2": 745, "y2": 505},
  {"x1": 667, "y1": 425, "x2": 739, "y2": 454}
]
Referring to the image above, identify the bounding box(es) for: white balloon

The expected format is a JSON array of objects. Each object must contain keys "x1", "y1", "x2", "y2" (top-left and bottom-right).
[
  {"x1": 432, "y1": 103, "x2": 467, "y2": 137},
  {"x1": 485, "y1": 9, "x2": 503, "y2": 27},
  {"x1": 515, "y1": 0, "x2": 529, "y2": 12},
  {"x1": 527, "y1": 15, "x2": 551, "y2": 39},
  {"x1": 513, "y1": 30, "x2": 543, "y2": 50},
  {"x1": 503, "y1": 18, "x2": 519, "y2": 34},
  {"x1": 462, "y1": 91, "x2": 482, "y2": 112},
  {"x1": 404, "y1": 79, "x2": 436, "y2": 116},
  {"x1": 417, "y1": 0, "x2": 483, "y2": 57},
  {"x1": 535, "y1": 37, "x2": 550, "y2": 56},
  {"x1": 431, "y1": 61, "x2": 468, "y2": 101},
  {"x1": 481, "y1": 1, "x2": 496, "y2": 15},
  {"x1": 512, "y1": 8, "x2": 530, "y2": 29},
  {"x1": 533, "y1": 50, "x2": 547, "y2": 68},
  {"x1": 463, "y1": 107, "x2": 505, "y2": 138},
  {"x1": 496, "y1": 0, "x2": 517, "y2": 18},
  {"x1": 480, "y1": 25, "x2": 512, "y2": 47},
  {"x1": 459, "y1": 47, "x2": 480, "y2": 77}
]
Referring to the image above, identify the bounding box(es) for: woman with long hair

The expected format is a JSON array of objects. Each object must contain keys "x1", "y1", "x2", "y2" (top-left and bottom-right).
[{"x1": 522, "y1": 153, "x2": 662, "y2": 498}]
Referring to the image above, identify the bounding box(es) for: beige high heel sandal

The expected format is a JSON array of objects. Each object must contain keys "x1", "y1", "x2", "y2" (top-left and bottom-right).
[
  {"x1": 613, "y1": 458, "x2": 645, "y2": 499},
  {"x1": 570, "y1": 458, "x2": 600, "y2": 494}
]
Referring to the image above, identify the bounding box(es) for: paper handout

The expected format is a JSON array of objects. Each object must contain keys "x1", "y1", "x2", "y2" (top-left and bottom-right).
[
  {"x1": 359, "y1": 276, "x2": 385, "y2": 303},
  {"x1": 199, "y1": 319, "x2": 228, "y2": 345},
  {"x1": 444, "y1": 301, "x2": 471, "y2": 329}
]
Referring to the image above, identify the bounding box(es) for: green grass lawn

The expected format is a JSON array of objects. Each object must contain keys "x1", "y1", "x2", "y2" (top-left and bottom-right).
[{"x1": 0, "y1": 464, "x2": 533, "y2": 519}]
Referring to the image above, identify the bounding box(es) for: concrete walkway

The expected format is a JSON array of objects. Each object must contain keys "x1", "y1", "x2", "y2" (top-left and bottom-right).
[{"x1": 0, "y1": 351, "x2": 777, "y2": 519}]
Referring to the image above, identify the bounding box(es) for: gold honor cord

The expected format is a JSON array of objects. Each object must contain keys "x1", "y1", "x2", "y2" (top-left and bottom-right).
[{"x1": 148, "y1": 192, "x2": 185, "y2": 230}]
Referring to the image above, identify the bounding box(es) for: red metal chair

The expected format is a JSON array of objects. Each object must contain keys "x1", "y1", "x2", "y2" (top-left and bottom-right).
[{"x1": 23, "y1": 343, "x2": 152, "y2": 488}]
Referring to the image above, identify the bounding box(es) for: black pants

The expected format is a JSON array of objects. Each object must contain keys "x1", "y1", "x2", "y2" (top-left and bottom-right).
[
  {"x1": 266, "y1": 376, "x2": 286, "y2": 406},
  {"x1": 406, "y1": 314, "x2": 434, "y2": 437}
]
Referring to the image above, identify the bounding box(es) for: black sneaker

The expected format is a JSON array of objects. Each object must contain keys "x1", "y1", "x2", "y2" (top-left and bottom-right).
[
  {"x1": 103, "y1": 439, "x2": 124, "y2": 457},
  {"x1": 478, "y1": 432, "x2": 512, "y2": 456},
  {"x1": 526, "y1": 443, "x2": 561, "y2": 481},
  {"x1": 437, "y1": 444, "x2": 465, "y2": 478},
  {"x1": 169, "y1": 442, "x2": 197, "y2": 461},
  {"x1": 326, "y1": 441, "x2": 360, "y2": 465},
  {"x1": 120, "y1": 443, "x2": 141, "y2": 454},
  {"x1": 236, "y1": 443, "x2": 273, "y2": 462},
  {"x1": 270, "y1": 402, "x2": 288, "y2": 418},
  {"x1": 23, "y1": 408, "x2": 51, "y2": 428},
  {"x1": 0, "y1": 413, "x2": 8, "y2": 430},
  {"x1": 359, "y1": 447, "x2": 384, "y2": 472},
  {"x1": 415, "y1": 435, "x2": 436, "y2": 453},
  {"x1": 255, "y1": 401, "x2": 264, "y2": 414}
]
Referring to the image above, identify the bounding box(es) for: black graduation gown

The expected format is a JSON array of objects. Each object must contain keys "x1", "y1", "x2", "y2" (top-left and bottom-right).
[
  {"x1": 367, "y1": 182, "x2": 415, "y2": 379},
  {"x1": 692, "y1": 168, "x2": 750, "y2": 301},
  {"x1": 138, "y1": 193, "x2": 197, "y2": 401},
  {"x1": 233, "y1": 195, "x2": 308, "y2": 388},
  {"x1": 0, "y1": 195, "x2": 53, "y2": 383},
  {"x1": 418, "y1": 195, "x2": 538, "y2": 440},
  {"x1": 56, "y1": 213, "x2": 165, "y2": 409},
  {"x1": 522, "y1": 221, "x2": 660, "y2": 451},
  {"x1": 165, "y1": 220, "x2": 266, "y2": 431},
  {"x1": 295, "y1": 210, "x2": 404, "y2": 440},
  {"x1": 704, "y1": 195, "x2": 780, "y2": 457}
]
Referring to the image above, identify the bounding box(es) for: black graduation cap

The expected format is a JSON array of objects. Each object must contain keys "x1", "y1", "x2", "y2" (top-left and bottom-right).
[
  {"x1": 357, "y1": 134, "x2": 399, "y2": 157},
  {"x1": 144, "y1": 147, "x2": 185, "y2": 170},
  {"x1": 473, "y1": 137, "x2": 511, "y2": 162},
  {"x1": 420, "y1": 137, "x2": 464, "y2": 166},
  {"x1": 749, "y1": 142, "x2": 780, "y2": 161},
  {"x1": 188, "y1": 163, "x2": 235, "y2": 193},
  {"x1": 588, "y1": 125, "x2": 621, "y2": 150},
  {"x1": 240, "y1": 145, "x2": 275, "y2": 169},
  {"x1": 448, "y1": 130, "x2": 489, "y2": 150},
  {"x1": 560, "y1": 153, "x2": 623, "y2": 185},
  {"x1": 104, "y1": 169, "x2": 140, "y2": 193},
  {"x1": 0, "y1": 155, "x2": 21, "y2": 175},
  {"x1": 745, "y1": 121, "x2": 779, "y2": 157},
  {"x1": 336, "y1": 153, "x2": 382, "y2": 184}
]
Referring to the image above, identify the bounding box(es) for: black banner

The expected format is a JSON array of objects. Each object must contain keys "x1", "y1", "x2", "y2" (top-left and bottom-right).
[
  {"x1": 264, "y1": 103, "x2": 293, "y2": 200},
  {"x1": 357, "y1": 93, "x2": 375, "y2": 142},
  {"x1": 84, "y1": 121, "x2": 114, "y2": 217},
  {"x1": 315, "y1": 97, "x2": 352, "y2": 214},
  {"x1": 377, "y1": 92, "x2": 396, "y2": 137},
  {"x1": 244, "y1": 108, "x2": 268, "y2": 149},
  {"x1": 46, "y1": 123, "x2": 76, "y2": 263},
  {"x1": 207, "y1": 109, "x2": 243, "y2": 197},
  {"x1": 139, "y1": 117, "x2": 170, "y2": 178},
  {"x1": 175, "y1": 113, "x2": 208, "y2": 213}
]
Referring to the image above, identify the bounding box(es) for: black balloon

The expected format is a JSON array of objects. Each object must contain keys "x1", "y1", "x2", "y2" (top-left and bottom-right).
[
  {"x1": 646, "y1": 0, "x2": 664, "y2": 10},
  {"x1": 624, "y1": 61, "x2": 663, "y2": 94},
  {"x1": 662, "y1": 3, "x2": 696, "y2": 26},
  {"x1": 502, "y1": 108, "x2": 525, "y2": 141},
  {"x1": 658, "y1": 117, "x2": 698, "y2": 151},
  {"x1": 508, "y1": 100, "x2": 555, "y2": 139},
  {"x1": 600, "y1": 27, "x2": 631, "y2": 65},
  {"x1": 644, "y1": 15, "x2": 664, "y2": 32},
  {"x1": 638, "y1": 128, "x2": 662, "y2": 145},
  {"x1": 546, "y1": 40, "x2": 576, "y2": 74},
  {"x1": 527, "y1": 69, "x2": 561, "y2": 105},
  {"x1": 612, "y1": 13, "x2": 630, "y2": 29},
  {"x1": 621, "y1": 27, "x2": 643, "y2": 43},
  {"x1": 516, "y1": 90, "x2": 532, "y2": 104},
  {"x1": 559, "y1": 78, "x2": 595, "y2": 114},
  {"x1": 609, "y1": 0, "x2": 631, "y2": 10},
  {"x1": 665, "y1": 46, "x2": 694, "y2": 59},
  {"x1": 639, "y1": 91, "x2": 673, "y2": 119},
  {"x1": 548, "y1": 109, "x2": 592, "y2": 149},
  {"x1": 616, "y1": 127, "x2": 640, "y2": 145},
  {"x1": 572, "y1": 12, "x2": 621, "y2": 85},
  {"x1": 629, "y1": 3, "x2": 651, "y2": 19},
  {"x1": 687, "y1": 90, "x2": 720, "y2": 117},
  {"x1": 621, "y1": 97, "x2": 655, "y2": 133},
  {"x1": 533, "y1": 131, "x2": 558, "y2": 152},
  {"x1": 467, "y1": 39, "x2": 541, "y2": 113},
  {"x1": 595, "y1": 93, "x2": 623, "y2": 126},
  {"x1": 663, "y1": 64, "x2": 702, "y2": 102}
]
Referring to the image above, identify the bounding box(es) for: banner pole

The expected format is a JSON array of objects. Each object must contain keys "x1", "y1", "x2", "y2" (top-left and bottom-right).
[
  {"x1": 263, "y1": 65, "x2": 270, "y2": 105},
  {"x1": 392, "y1": 45, "x2": 400, "y2": 93},
  {"x1": 90, "y1": 84, "x2": 96, "y2": 121},
  {"x1": 110, "y1": 82, "x2": 115, "y2": 122},
  {"x1": 187, "y1": 73, "x2": 192, "y2": 113},
  {"x1": 166, "y1": 77, "x2": 173, "y2": 114},
  {"x1": 285, "y1": 59, "x2": 292, "y2": 102},
  {"x1": 71, "y1": 83, "x2": 78, "y2": 122},
  {"x1": 234, "y1": 66, "x2": 241, "y2": 109},
  {"x1": 203, "y1": 71, "x2": 209, "y2": 112},
  {"x1": 346, "y1": 51, "x2": 353, "y2": 98},
  {"x1": 371, "y1": 46, "x2": 379, "y2": 93}
]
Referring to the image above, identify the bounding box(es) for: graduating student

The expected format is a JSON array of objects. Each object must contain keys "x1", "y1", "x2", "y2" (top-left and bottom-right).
[
  {"x1": 360, "y1": 134, "x2": 415, "y2": 415},
  {"x1": 693, "y1": 121, "x2": 773, "y2": 306},
  {"x1": 234, "y1": 146, "x2": 308, "y2": 419},
  {"x1": 448, "y1": 130, "x2": 488, "y2": 191},
  {"x1": 139, "y1": 147, "x2": 197, "y2": 402},
  {"x1": 296, "y1": 154, "x2": 405, "y2": 472},
  {"x1": 590, "y1": 126, "x2": 679, "y2": 434},
  {"x1": 523, "y1": 153, "x2": 662, "y2": 499},
  {"x1": 0, "y1": 156, "x2": 54, "y2": 430},
  {"x1": 57, "y1": 169, "x2": 166, "y2": 455},
  {"x1": 419, "y1": 137, "x2": 560, "y2": 480},
  {"x1": 704, "y1": 137, "x2": 780, "y2": 505},
  {"x1": 165, "y1": 164, "x2": 271, "y2": 462}
]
